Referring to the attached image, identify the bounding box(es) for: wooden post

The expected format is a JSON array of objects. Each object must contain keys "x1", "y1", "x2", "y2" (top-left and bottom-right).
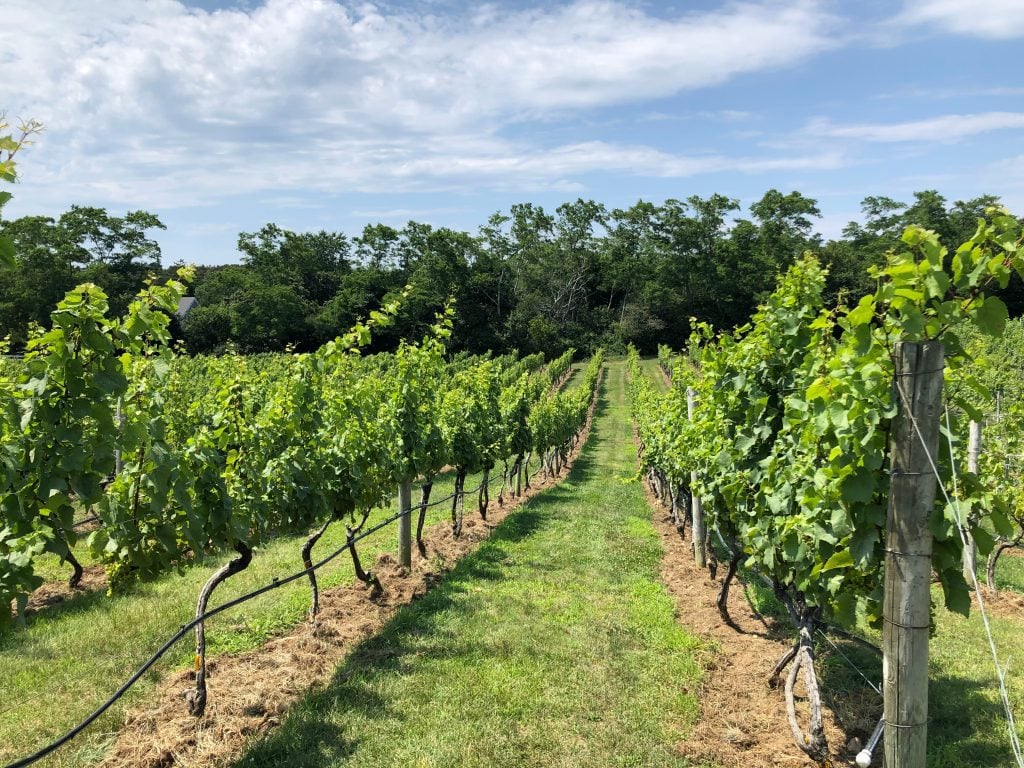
[
  {"x1": 963, "y1": 420, "x2": 982, "y2": 583},
  {"x1": 884, "y1": 341, "x2": 944, "y2": 768},
  {"x1": 688, "y1": 387, "x2": 706, "y2": 568},
  {"x1": 114, "y1": 396, "x2": 125, "y2": 476},
  {"x1": 398, "y1": 480, "x2": 412, "y2": 569}
]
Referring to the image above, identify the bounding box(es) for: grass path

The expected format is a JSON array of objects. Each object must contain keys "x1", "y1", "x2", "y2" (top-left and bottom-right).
[
  {"x1": 235, "y1": 360, "x2": 708, "y2": 768},
  {"x1": 639, "y1": 356, "x2": 671, "y2": 393}
]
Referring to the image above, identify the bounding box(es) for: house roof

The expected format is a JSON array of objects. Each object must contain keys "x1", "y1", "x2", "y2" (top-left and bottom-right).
[{"x1": 176, "y1": 296, "x2": 199, "y2": 318}]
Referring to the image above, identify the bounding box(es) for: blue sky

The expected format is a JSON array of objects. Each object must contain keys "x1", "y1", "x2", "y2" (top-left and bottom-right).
[{"x1": 3, "y1": 0, "x2": 1023, "y2": 265}]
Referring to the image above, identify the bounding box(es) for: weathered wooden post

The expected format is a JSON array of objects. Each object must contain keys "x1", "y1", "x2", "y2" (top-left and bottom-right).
[
  {"x1": 884, "y1": 341, "x2": 944, "y2": 768},
  {"x1": 688, "y1": 386, "x2": 706, "y2": 568},
  {"x1": 398, "y1": 480, "x2": 412, "y2": 569},
  {"x1": 963, "y1": 420, "x2": 982, "y2": 583},
  {"x1": 114, "y1": 396, "x2": 125, "y2": 475}
]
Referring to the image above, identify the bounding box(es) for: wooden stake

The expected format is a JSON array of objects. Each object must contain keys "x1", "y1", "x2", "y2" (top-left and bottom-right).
[
  {"x1": 688, "y1": 387, "x2": 706, "y2": 568},
  {"x1": 963, "y1": 420, "x2": 982, "y2": 583},
  {"x1": 114, "y1": 396, "x2": 124, "y2": 476},
  {"x1": 398, "y1": 480, "x2": 412, "y2": 569},
  {"x1": 884, "y1": 341, "x2": 943, "y2": 768}
]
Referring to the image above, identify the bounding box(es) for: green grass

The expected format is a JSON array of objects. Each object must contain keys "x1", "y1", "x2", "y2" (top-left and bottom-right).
[
  {"x1": 234, "y1": 360, "x2": 709, "y2": 768},
  {"x1": 732, "y1": 548, "x2": 1024, "y2": 767},
  {"x1": 927, "y1": 595, "x2": 1024, "y2": 767},
  {"x1": 639, "y1": 357, "x2": 671, "y2": 393},
  {"x1": 989, "y1": 549, "x2": 1024, "y2": 593},
  {"x1": 0, "y1": 467, "x2": 484, "y2": 767}
]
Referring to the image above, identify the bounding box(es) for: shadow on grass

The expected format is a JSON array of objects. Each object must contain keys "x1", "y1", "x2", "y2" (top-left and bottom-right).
[
  {"x1": 927, "y1": 671, "x2": 1021, "y2": 767},
  {"x1": 1, "y1": 587, "x2": 111, "y2": 650},
  {"x1": 815, "y1": 632, "x2": 1018, "y2": 767},
  {"x1": 234, "y1": 377, "x2": 611, "y2": 768},
  {"x1": 234, "y1": 509, "x2": 556, "y2": 767}
]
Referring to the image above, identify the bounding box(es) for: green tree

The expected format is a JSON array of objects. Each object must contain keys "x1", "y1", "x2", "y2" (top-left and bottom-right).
[
  {"x1": 60, "y1": 206, "x2": 166, "y2": 316},
  {"x1": 237, "y1": 224, "x2": 351, "y2": 304}
]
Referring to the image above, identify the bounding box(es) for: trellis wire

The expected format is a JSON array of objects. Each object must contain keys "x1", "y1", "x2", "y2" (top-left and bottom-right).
[{"x1": 893, "y1": 383, "x2": 1023, "y2": 767}]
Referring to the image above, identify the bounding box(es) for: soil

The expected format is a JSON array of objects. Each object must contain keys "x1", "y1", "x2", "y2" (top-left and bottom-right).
[
  {"x1": 974, "y1": 584, "x2": 1024, "y2": 620},
  {"x1": 97, "y1": 374, "x2": 602, "y2": 768},
  {"x1": 8, "y1": 564, "x2": 108, "y2": 622},
  {"x1": 642, "y1": 479, "x2": 865, "y2": 767}
]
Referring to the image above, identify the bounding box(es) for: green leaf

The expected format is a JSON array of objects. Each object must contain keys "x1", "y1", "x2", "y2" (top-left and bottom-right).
[
  {"x1": 822, "y1": 549, "x2": 854, "y2": 572},
  {"x1": 971, "y1": 526, "x2": 995, "y2": 556},
  {"x1": 975, "y1": 295, "x2": 1008, "y2": 337},
  {"x1": 990, "y1": 509, "x2": 1014, "y2": 539},
  {"x1": 847, "y1": 296, "x2": 875, "y2": 327},
  {"x1": 940, "y1": 570, "x2": 971, "y2": 617},
  {"x1": 840, "y1": 468, "x2": 875, "y2": 504},
  {"x1": 850, "y1": 525, "x2": 878, "y2": 564}
]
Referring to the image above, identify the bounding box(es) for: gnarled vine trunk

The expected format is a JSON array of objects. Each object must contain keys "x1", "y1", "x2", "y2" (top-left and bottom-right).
[
  {"x1": 451, "y1": 471, "x2": 466, "y2": 537},
  {"x1": 716, "y1": 551, "x2": 742, "y2": 628},
  {"x1": 416, "y1": 481, "x2": 434, "y2": 556},
  {"x1": 783, "y1": 616, "x2": 827, "y2": 762},
  {"x1": 65, "y1": 548, "x2": 84, "y2": 589},
  {"x1": 302, "y1": 517, "x2": 334, "y2": 620},
  {"x1": 188, "y1": 541, "x2": 253, "y2": 717},
  {"x1": 347, "y1": 522, "x2": 383, "y2": 599},
  {"x1": 987, "y1": 537, "x2": 1022, "y2": 590},
  {"x1": 478, "y1": 467, "x2": 489, "y2": 520}
]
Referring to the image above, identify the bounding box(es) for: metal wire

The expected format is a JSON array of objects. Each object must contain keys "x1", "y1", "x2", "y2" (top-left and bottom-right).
[
  {"x1": 3, "y1": 502, "x2": 410, "y2": 768},
  {"x1": 817, "y1": 629, "x2": 882, "y2": 696}
]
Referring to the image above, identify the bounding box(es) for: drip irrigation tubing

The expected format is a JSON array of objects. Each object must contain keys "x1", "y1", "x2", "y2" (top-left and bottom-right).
[
  {"x1": 2, "y1": 454, "x2": 547, "y2": 767},
  {"x1": 3, "y1": 503, "x2": 409, "y2": 768},
  {"x1": 5, "y1": 382, "x2": 600, "y2": 768}
]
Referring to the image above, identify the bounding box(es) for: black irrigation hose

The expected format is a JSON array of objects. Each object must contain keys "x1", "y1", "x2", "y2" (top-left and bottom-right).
[
  {"x1": 3, "y1": 504, "x2": 411, "y2": 768},
  {"x1": 4, "y1": 467, "x2": 514, "y2": 768},
  {"x1": 8, "y1": 386, "x2": 601, "y2": 767},
  {"x1": 416, "y1": 476, "x2": 487, "y2": 511}
]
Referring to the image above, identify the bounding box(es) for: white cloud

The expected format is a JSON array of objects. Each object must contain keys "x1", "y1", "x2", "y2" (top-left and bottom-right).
[
  {"x1": 13, "y1": 132, "x2": 847, "y2": 211},
  {"x1": 874, "y1": 85, "x2": 1024, "y2": 100},
  {"x1": 350, "y1": 206, "x2": 469, "y2": 219},
  {"x1": 898, "y1": 0, "x2": 1024, "y2": 39},
  {"x1": 988, "y1": 155, "x2": 1024, "y2": 187},
  {"x1": 805, "y1": 112, "x2": 1024, "y2": 143},
  {"x1": 1, "y1": 0, "x2": 840, "y2": 209}
]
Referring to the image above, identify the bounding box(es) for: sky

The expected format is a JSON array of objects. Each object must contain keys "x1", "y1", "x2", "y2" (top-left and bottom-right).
[{"x1": 2, "y1": 0, "x2": 1023, "y2": 266}]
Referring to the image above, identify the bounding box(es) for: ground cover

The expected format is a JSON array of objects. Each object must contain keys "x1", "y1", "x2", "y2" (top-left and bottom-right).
[
  {"x1": 0, "y1": 468, "x2": 486, "y2": 767},
  {"x1": 232, "y1": 360, "x2": 708, "y2": 768}
]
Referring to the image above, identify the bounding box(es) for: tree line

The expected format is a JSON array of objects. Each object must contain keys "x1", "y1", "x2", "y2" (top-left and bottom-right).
[{"x1": 1, "y1": 189, "x2": 1020, "y2": 355}]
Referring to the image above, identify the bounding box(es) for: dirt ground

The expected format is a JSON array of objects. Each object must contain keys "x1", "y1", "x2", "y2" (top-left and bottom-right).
[
  {"x1": 11, "y1": 563, "x2": 108, "y2": 620},
  {"x1": 642, "y1": 480, "x2": 865, "y2": 768},
  {"x1": 98, "y1": 378, "x2": 601, "y2": 768},
  {"x1": 974, "y1": 583, "x2": 1024, "y2": 619}
]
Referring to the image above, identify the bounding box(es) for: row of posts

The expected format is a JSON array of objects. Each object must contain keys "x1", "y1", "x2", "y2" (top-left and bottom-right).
[{"x1": 394, "y1": 343, "x2": 951, "y2": 767}]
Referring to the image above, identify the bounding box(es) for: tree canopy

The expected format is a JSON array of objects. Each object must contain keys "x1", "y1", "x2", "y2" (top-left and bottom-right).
[{"x1": 2, "y1": 188, "x2": 1020, "y2": 355}]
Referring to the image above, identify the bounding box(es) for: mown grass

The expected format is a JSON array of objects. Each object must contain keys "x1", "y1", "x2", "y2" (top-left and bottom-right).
[
  {"x1": 989, "y1": 548, "x2": 1024, "y2": 593},
  {"x1": 0, "y1": 467, "x2": 486, "y2": 767},
  {"x1": 639, "y1": 356, "x2": 671, "y2": 393},
  {"x1": 234, "y1": 360, "x2": 709, "y2": 768}
]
